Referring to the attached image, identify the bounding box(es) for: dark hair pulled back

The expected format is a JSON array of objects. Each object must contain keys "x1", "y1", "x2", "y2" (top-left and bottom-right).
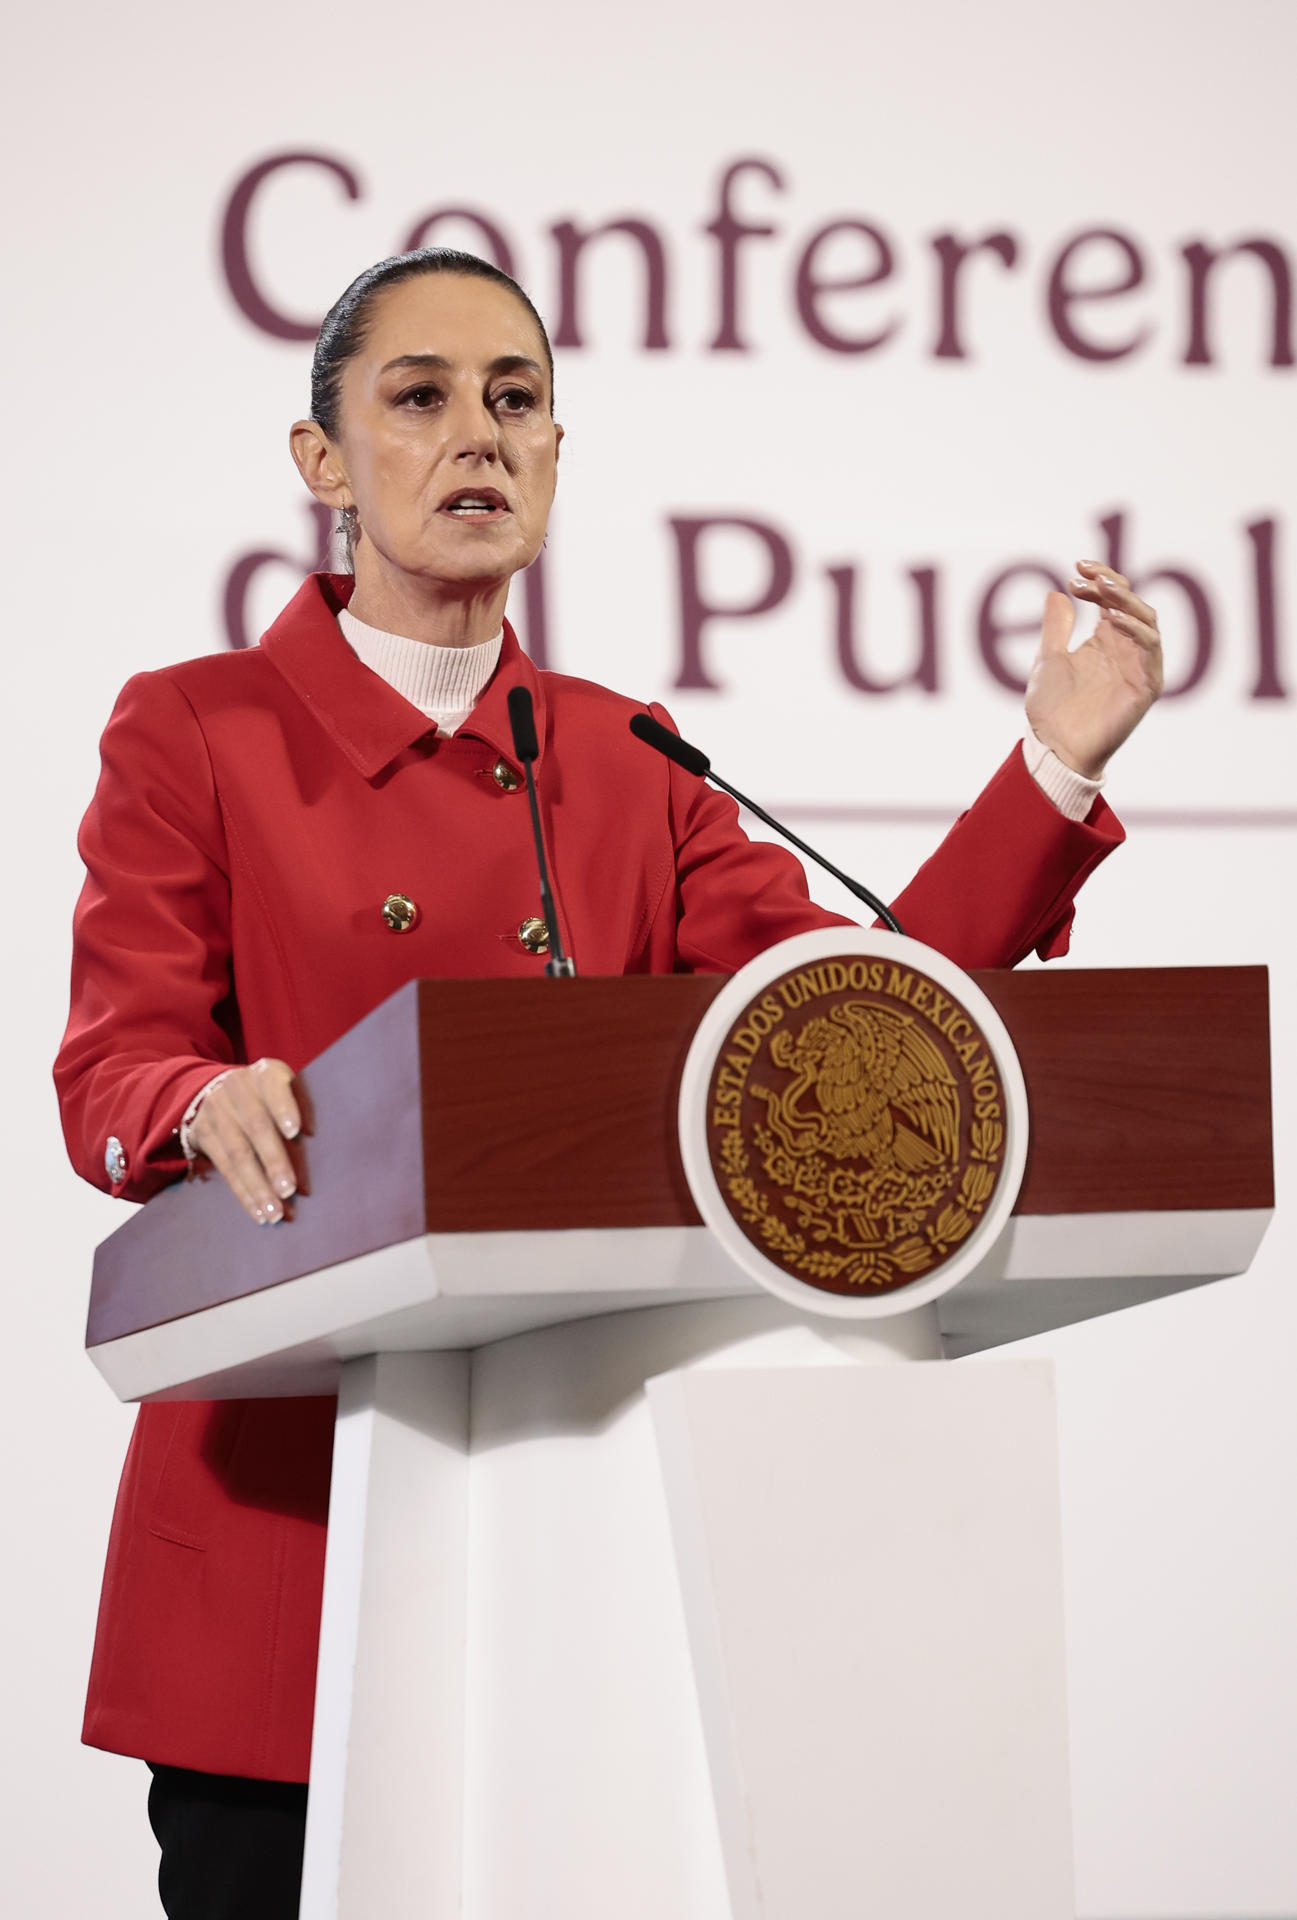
[{"x1": 310, "y1": 248, "x2": 555, "y2": 442}]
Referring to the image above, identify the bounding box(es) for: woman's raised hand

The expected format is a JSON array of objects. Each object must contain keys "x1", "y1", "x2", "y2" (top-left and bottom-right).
[
  {"x1": 1025, "y1": 560, "x2": 1164, "y2": 780},
  {"x1": 186, "y1": 1057, "x2": 302, "y2": 1225}
]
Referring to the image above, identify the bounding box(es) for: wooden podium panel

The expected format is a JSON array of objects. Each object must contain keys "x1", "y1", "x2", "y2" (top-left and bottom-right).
[
  {"x1": 977, "y1": 964, "x2": 1271, "y2": 1215},
  {"x1": 86, "y1": 975, "x2": 721, "y2": 1352},
  {"x1": 84, "y1": 965, "x2": 1272, "y2": 1389}
]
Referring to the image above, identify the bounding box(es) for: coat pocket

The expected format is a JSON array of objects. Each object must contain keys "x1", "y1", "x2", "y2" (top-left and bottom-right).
[{"x1": 144, "y1": 1401, "x2": 249, "y2": 1551}]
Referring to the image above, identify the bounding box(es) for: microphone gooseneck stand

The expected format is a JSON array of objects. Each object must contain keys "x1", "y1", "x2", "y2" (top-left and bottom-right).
[
  {"x1": 507, "y1": 686, "x2": 577, "y2": 978},
  {"x1": 627, "y1": 712, "x2": 905, "y2": 936}
]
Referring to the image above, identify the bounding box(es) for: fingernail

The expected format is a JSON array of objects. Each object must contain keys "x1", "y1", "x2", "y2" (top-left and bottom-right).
[
  {"x1": 275, "y1": 1175, "x2": 295, "y2": 1199},
  {"x1": 252, "y1": 1206, "x2": 267, "y2": 1225},
  {"x1": 281, "y1": 1119, "x2": 299, "y2": 1138},
  {"x1": 265, "y1": 1199, "x2": 283, "y2": 1223}
]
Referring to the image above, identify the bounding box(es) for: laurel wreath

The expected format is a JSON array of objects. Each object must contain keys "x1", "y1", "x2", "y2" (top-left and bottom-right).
[{"x1": 718, "y1": 1118, "x2": 1002, "y2": 1291}]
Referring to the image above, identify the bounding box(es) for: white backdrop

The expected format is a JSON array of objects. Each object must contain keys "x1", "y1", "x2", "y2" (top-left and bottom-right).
[{"x1": 5, "y1": 1, "x2": 1295, "y2": 1913}]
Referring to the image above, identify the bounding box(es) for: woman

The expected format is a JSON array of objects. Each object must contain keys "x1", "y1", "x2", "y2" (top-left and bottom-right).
[{"x1": 55, "y1": 248, "x2": 1162, "y2": 1917}]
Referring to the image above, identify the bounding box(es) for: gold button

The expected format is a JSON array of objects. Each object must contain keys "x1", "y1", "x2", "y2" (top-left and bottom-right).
[
  {"x1": 518, "y1": 915, "x2": 550, "y2": 954},
  {"x1": 382, "y1": 893, "x2": 419, "y2": 933},
  {"x1": 492, "y1": 758, "x2": 522, "y2": 792}
]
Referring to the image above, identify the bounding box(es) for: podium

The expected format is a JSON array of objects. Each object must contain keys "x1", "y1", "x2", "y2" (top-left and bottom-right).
[{"x1": 86, "y1": 967, "x2": 1273, "y2": 1920}]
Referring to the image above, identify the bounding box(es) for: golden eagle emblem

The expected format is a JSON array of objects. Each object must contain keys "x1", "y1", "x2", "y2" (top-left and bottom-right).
[{"x1": 709, "y1": 967, "x2": 1006, "y2": 1295}]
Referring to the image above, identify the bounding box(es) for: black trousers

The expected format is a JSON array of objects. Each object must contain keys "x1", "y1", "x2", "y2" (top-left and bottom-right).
[{"x1": 147, "y1": 1764, "x2": 308, "y2": 1920}]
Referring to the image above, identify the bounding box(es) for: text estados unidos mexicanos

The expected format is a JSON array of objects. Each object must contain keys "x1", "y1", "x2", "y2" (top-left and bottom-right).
[{"x1": 709, "y1": 962, "x2": 1002, "y2": 1132}]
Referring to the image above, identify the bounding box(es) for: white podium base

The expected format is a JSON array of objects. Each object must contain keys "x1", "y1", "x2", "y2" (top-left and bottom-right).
[{"x1": 301, "y1": 1298, "x2": 1074, "y2": 1920}]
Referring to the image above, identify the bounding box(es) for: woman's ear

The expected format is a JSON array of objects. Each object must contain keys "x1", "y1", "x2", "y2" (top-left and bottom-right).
[{"x1": 289, "y1": 419, "x2": 352, "y2": 511}]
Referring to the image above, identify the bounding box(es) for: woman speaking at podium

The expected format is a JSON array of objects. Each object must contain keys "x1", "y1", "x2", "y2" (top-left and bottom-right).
[{"x1": 55, "y1": 250, "x2": 1162, "y2": 1917}]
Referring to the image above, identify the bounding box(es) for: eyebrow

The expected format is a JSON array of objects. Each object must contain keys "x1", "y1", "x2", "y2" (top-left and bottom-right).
[{"x1": 380, "y1": 352, "x2": 545, "y2": 380}]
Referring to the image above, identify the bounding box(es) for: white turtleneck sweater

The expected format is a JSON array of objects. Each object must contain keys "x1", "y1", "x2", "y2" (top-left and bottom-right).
[
  {"x1": 338, "y1": 606, "x2": 502, "y2": 736},
  {"x1": 178, "y1": 611, "x2": 1100, "y2": 1155}
]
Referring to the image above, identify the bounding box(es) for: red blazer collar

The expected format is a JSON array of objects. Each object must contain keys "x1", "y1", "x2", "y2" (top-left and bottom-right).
[{"x1": 260, "y1": 573, "x2": 546, "y2": 779}]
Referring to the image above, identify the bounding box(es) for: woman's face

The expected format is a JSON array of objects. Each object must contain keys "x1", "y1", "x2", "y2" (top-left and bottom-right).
[{"x1": 327, "y1": 273, "x2": 560, "y2": 592}]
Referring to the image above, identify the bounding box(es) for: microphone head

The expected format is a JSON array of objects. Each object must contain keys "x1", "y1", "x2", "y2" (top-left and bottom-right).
[
  {"x1": 628, "y1": 711, "x2": 711, "y2": 779},
  {"x1": 506, "y1": 685, "x2": 540, "y2": 764}
]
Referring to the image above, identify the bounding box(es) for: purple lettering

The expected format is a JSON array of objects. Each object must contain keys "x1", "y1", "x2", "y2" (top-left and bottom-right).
[
  {"x1": 223, "y1": 503, "x2": 332, "y2": 651},
  {"x1": 550, "y1": 218, "x2": 670, "y2": 349},
  {"x1": 704, "y1": 157, "x2": 785, "y2": 352},
  {"x1": 1047, "y1": 229, "x2": 1149, "y2": 362},
  {"x1": 829, "y1": 563, "x2": 940, "y2": 693},
  {"x1": 670, "y1": 515, "x2": 795, "y2": 691},
  {"x1": 931, "y1": 231, "x2": 1019, "y2": 359},
  {"x1": 1246, "y1": 517, "x2": 1285, "y2": 699},
  {"x1": 795, "y1": 220, "x2": 898, "y2": 353},
  {"x1": 221, "y1": 151, "x2": 362, "y2": 341},
  {"x1": 1182, "y1": 238, "x2": 1294, "y2": 368}
]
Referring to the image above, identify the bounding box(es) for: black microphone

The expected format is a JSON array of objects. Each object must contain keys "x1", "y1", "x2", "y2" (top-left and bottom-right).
[
  {"x1": 628, "y1": 712, "x2": 904, "y2": 936},
  {"x1": 506, "y1": 686, "x2": 577, "y2": 977}
]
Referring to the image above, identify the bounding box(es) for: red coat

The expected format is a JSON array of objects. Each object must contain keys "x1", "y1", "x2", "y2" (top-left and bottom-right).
[{"x1": 56, "y1": 573, "x2": 1123, "y2": 1782}]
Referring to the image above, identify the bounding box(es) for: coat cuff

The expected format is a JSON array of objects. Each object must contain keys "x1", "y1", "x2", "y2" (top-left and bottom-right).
[
  {"x1": 89, "y1": 1058, "x2": 240, "y2": 1201},
  {"x1": 1015, "y1": 762, "x2": 1123, "y2": 961},
  {"x1": 1021, "y1": 732, "x2": 1105, "y2": 823}
]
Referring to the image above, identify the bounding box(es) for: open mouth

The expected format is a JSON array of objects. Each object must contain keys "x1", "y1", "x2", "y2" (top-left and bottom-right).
[{"x1": 441, "y1": 488, "x2": 509, "y2": 519}]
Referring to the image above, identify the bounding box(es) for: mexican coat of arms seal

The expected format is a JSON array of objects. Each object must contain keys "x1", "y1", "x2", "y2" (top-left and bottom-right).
[{"x1": 679, "y1": 930, "x2": 1028, "y2": 1317}]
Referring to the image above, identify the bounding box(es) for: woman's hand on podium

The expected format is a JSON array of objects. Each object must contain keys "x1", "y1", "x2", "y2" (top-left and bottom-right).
[
  {"x1": 185, "y1": 1057, "x2": 302, "y2": 1225},
  {"x1": 1026, "y1": 560, "x2": 1164, "y2": 780}
]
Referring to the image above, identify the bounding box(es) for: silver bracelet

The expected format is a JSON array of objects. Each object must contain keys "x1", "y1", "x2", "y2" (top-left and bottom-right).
[{"x1": 178, "y1": 1070, "x2": 234, "y2": 1160}]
